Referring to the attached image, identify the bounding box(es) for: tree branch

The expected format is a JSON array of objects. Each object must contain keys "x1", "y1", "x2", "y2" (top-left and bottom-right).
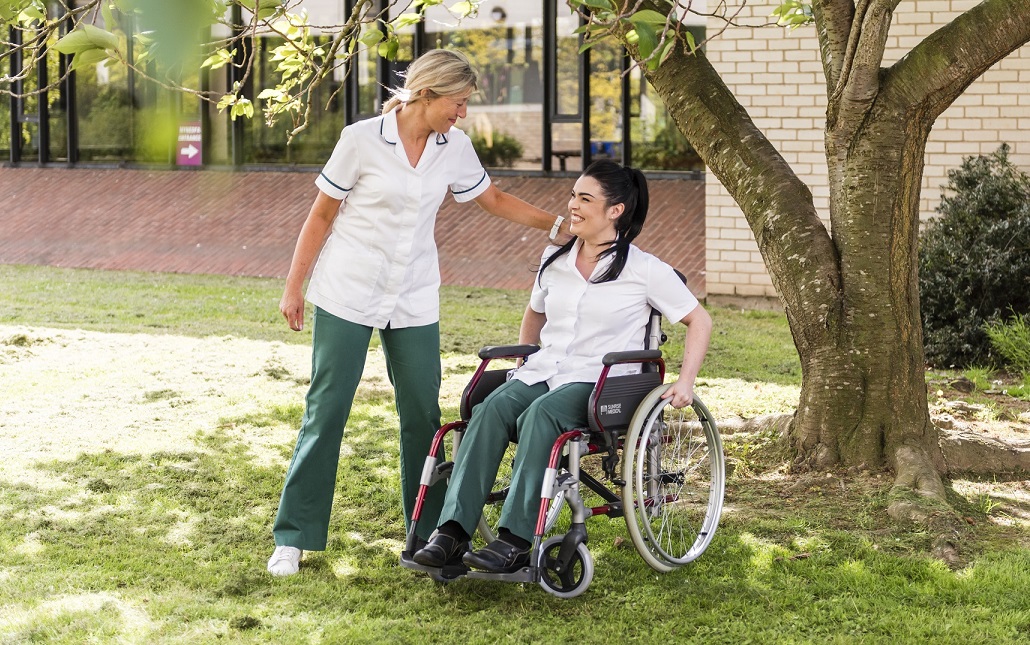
[
  {"x1": 636, "y1": 39, "x2": 842, "y2": 356},
  {"x1": 810, "y1": 0, "x2": 855, "y2": 92},
  {"x1": 826, "y1": 0, "x2": 898, "y2": 134},
  {"x1": 883, "y1": 0, "x2": 1030, "y2": 120}
]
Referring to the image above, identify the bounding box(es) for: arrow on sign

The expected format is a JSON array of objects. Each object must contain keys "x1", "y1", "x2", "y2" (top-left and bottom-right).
[{"x1": 180, "y1": 144, "x2": 199, "y2": 159}]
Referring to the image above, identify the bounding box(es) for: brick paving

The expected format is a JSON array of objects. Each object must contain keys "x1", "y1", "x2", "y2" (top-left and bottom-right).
[{"x1": 0, "y1": 166, "x2": 706, "y2": 294}]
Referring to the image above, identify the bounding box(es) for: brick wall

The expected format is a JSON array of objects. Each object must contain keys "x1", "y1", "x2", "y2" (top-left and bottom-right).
[
  {"x1": 704, "y1": 1, "x2": 1030, "y2": 302},
  {"x1": 0, "y1": 167, "x2": 706, "y2": 296}
]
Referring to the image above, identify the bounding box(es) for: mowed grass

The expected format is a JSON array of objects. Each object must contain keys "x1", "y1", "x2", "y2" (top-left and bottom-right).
[
  {"x1": 1, "y1": 264, "x2": 1029, "y2": 644},
  {"x1": 0, "y1": 264, "x2": 799, "y2": 384}
]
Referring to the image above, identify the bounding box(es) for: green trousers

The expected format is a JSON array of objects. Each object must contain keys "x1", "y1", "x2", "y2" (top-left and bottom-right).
[
  {"x1": 273, "y1": 307, "x2": 446, "y2": 550},
  {"x1": 439, "y1": 379, "x2": 593, "y2": 542}
]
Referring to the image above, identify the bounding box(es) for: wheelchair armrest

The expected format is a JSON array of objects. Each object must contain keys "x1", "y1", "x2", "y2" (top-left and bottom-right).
[
  {"x1": 601, "y1": 349, "x2": 662, "y2": 366},
  {"x1": 478, "y1": 344, "x2": 541, "y2": 360}
]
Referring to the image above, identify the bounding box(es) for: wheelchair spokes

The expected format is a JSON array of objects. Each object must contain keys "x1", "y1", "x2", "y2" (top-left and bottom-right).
[{"x1": 622, "y1": 389, "x2": 725, "y2": 572}]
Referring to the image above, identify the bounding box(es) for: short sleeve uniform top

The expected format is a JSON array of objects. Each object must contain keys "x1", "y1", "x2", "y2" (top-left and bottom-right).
[
  {"x1": 513, "y1": 241, "x2": 699, "y2": 390},
  {"x1": 306, "y1": 108, "x2": 492, "y2": 329}
]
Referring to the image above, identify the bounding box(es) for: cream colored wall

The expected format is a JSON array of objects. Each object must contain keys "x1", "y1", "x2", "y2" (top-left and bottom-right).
[{"x1": 704, "y1": 1, "x2": 1030, "y2": 303}]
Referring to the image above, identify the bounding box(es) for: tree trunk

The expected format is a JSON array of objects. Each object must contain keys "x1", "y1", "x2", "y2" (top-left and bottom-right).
[
  {"x1": 792, "y1": 97, "x2": 947, "y2": 502},
  {"x1": 619, "y1": 0, "x2": 1030, "y2": 519}
]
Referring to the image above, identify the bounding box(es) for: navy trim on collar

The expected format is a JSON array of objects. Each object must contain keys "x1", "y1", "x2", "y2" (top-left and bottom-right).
[
  {"x1": 436, "y1": 132, "x2": 448, "y2": 145},
  {"x1": 380, "y1": 118, "x2": 397, "y2": 145}
]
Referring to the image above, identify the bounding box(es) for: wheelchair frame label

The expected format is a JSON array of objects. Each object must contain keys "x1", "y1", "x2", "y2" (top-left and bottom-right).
[{"x1": 599, "y1": 403, "x2": 622, "y2": 416}]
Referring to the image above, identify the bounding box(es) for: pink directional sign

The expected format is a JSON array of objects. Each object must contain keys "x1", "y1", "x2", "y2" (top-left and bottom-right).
[{"x1": 176, "y1": 121, "x2": 202, "y2": 166}]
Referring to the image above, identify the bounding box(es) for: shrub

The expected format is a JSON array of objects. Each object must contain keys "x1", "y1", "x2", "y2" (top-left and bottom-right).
[
  {"x1": 631, "y1": 121, "x2": 704, "y2": 172},
  {"x1": 985, "y1": 313, "x2": 1030, "y2": 374},
  {"x1": 468, "y1": 129, "x2": 523, "y2": 168},
  {"x1": 919, "y1": 144, "x2": 1030, "y2": 368}
]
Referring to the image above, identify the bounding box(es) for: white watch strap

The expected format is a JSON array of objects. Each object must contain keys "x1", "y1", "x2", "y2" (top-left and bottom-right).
[{"x1": 549, "y1": 215, "x2": 566, "y2": 241}]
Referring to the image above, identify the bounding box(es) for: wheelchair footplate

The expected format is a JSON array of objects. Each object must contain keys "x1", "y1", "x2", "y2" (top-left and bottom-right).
[
  {"x1": 399, "y1": 550, "x2": 469, "y2": 581},
  {"x1": 399, "y1": 549, "x2": 537, "y2": 584},
  {"x1": 465, "y1": 567, "x2": 537, "y2": 584}
]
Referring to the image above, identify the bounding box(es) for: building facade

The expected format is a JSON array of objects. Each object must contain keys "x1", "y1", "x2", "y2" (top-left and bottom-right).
[
  {"x1": 5, "y1": 2, "x2": 1027, "y2": 303},
  {"x1": 1, "y1": 0, "x2": 710, "y2": 293},
  {"x1": 703, "y1": 1, "x2": 1030, "y2": 306}
]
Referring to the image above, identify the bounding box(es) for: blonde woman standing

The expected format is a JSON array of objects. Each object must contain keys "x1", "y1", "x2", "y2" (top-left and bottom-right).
[{"x1": 268, "y1": 49, "x2": 567, "y2": 576}]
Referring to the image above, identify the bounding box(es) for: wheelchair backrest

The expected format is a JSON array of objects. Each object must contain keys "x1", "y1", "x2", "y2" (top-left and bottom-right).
[{"x1": 460, "y1": 368, "x2": 510, "y2": 421}]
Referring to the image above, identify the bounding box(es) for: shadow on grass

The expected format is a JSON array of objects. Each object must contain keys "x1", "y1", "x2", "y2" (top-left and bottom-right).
[{"x1": 2, "y1": 413, "x2": 1029, "y2": 643}]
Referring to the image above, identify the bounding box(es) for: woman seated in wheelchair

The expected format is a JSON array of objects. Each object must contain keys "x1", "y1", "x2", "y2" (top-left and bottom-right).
[{"x1": 412, "y1": 159, "x2": 713, "y2": 573}]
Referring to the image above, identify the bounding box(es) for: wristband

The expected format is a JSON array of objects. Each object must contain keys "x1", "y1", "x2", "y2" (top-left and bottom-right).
[{"x1": 548, "y1": 215, "x2": 566, "y2": 242}]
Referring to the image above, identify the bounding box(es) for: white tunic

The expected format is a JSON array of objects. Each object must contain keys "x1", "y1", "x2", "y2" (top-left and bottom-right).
[
  {"x1": 307, "y1": 109, "x2": 492, "y2": 328},
  {"x1": 514, "y1": 241, "x2": 699, "y2": 390}
]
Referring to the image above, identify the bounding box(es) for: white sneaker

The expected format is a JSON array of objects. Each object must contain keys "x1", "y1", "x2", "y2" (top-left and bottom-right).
[{"x1": 267, "y1": 545, "x2": 302, "y2": 576}]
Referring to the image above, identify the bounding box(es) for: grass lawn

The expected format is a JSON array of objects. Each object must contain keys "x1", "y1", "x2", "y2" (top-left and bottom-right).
[{"x1": 1, "y1": 265, "x2": 1028, "y2": 644}]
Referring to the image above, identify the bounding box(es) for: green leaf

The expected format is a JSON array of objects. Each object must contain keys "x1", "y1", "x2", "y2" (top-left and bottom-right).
[
  {"x1": 628, "y1": 9, "x2": 668, "y2": 26},
  {"x1": 572, "y1": 22, "x2": 609, "y2": 35},
  {"x1": 772, "y1": 0, "x2": 814, "y2": 28},
  {"x1": 579, "y1": 0, "x2": 614, "y2": 11},
  {"x1": 631, "y1": 19, "x2": 657, "y2": 59},
  {"x1": 359, "y1": 27, "x2": 384, "y2": 47},
  {"x1": 69, "y1": 48, "x2": 111, "y2": 72},
  {"x1": 0, "y1": 2, "x2": 17, "y2": 21},
  {"x1": 390, "y1": 12, "x2": 422, "y2": 30},
  {"x1": 54, "y1": 25, "x2": 120, "y2": 55},
  {"x1": 377, "y1": 39, "x2": 399, "y2": 60},
  {"x1": 216, "y1": 92, "x2": 236, "y2": 111},
  {"x1": 101, "y1": 1, "x2": 118, "y2": 31},
  {"x1": 657, "y1": 36, "x2": 676, "y2": 64},
  {"x1": 447, "y1": 1, "x2": 475, "y2": 18},
  {"x1": 200, "y1": 48, "x2": 235, "y2": 70},
  {"x1": 685, "y1": 30, "x2": 696, "y2": 53},
  {"x1": 578, "y1": 39, "x2": 597, "y2": 54},
  {"x1": 18, "y1": 4, "x2": 45, "y2": 24},
  {"x1": 256, "y1": 88, "x2": 285, "y2": 100},
  {"x1": 230, "y1": 98, "x2": 254, "y2": 119}
]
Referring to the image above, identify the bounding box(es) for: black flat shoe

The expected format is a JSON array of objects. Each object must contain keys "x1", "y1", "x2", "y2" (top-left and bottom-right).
[
  {"x1": 412, "y1": 532, "x2": 468, "y2": 568},
  {"x1": 462, "y1": 539, "x2": 531, "y2": 573}
]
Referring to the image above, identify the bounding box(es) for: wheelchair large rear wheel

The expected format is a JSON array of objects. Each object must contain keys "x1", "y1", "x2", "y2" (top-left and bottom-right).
[{"x1": 621, "y1": 385, "x2": 725, "y2": 572}]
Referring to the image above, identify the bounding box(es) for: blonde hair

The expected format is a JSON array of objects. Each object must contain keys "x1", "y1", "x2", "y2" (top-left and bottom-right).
[{"x1": 381, "y1": 49, "x2": 479, "y2": 114}]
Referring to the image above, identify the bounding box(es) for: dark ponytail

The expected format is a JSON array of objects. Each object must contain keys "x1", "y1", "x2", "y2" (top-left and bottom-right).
[{"x1": 537, "y1": 160, "x2": 649, "y2": 285}]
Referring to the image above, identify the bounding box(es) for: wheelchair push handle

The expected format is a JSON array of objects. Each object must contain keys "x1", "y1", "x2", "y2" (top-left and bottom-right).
[{"x1": 478, "y1": 344, "x2": 541, "y2": 360}]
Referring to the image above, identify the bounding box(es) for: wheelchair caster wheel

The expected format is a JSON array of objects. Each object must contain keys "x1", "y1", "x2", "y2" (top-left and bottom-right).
[{"x1": 537, "y1": 536, "x2": 593, "y2": 598}]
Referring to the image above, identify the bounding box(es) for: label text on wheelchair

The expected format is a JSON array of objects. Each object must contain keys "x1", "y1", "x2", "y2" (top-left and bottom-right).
[{"x1": 600, "y1": 403, "x2": 622, "y2": 415}]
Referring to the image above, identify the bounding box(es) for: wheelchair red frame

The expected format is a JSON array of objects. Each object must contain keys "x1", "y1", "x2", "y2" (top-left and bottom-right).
[{"x1": 400, "y1": 313, "x2": 725, "y2": 598}]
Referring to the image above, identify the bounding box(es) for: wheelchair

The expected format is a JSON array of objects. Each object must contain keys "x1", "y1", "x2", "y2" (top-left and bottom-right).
[{"x1": 400, "y1": 307, "x2": 725, "y2": 598}]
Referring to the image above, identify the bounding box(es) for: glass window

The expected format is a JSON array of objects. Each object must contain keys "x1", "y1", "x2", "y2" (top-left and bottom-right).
[
  {"x1": 0, "y1": 94, "x2": 9, "y2": 159},
  {"x1": 422, "y1": 2, "x2": 543, "y2": 170},
  {"x1": 554, "y1": 3, "x2": 580, "y2": 119},
  {"x1": 74, "y1": 60, "x2": 133, "y2": 162},
  {"x1": 244, "y1": 34, "x2": 345, "y2": 165},
  {"x1": 629, "y1": 27, "x2": 704, "y2": 172},
  {"x1": 6, "y1": 28, "x2": 39, "y2": 161},
  {"x1": 588, "y1": 39, "x2": 623, "y2": 163},
  {"x1": 549, "y1": 2, "x2": 582, "y2": 171}
]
